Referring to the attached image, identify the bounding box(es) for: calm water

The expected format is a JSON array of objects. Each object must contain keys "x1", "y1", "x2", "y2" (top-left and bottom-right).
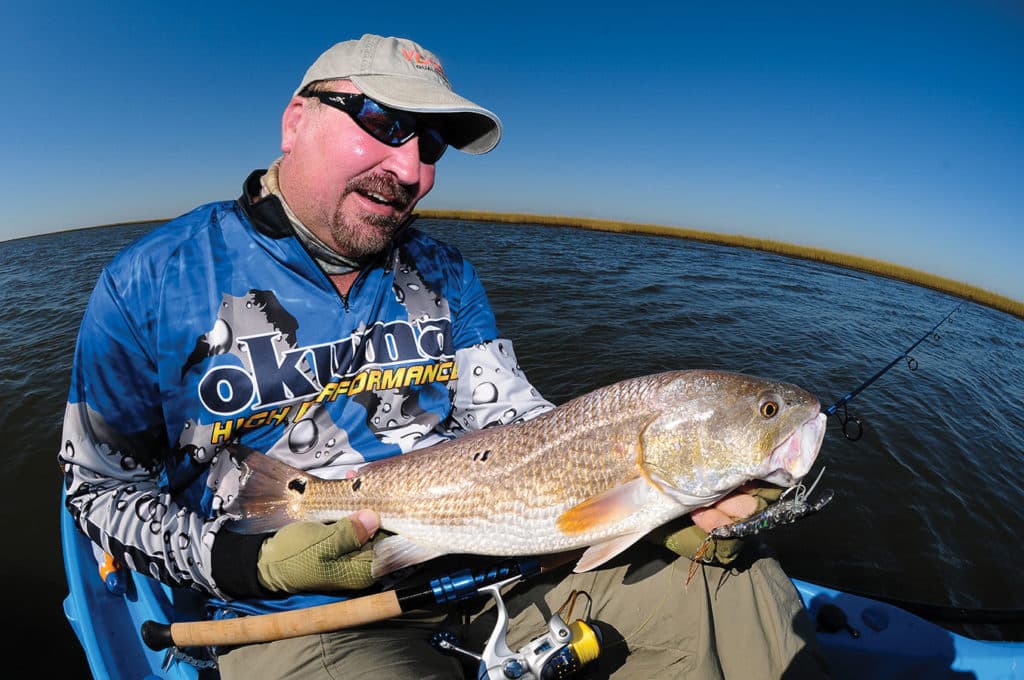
[{"x1": 3, "y1": 219, "x2": 1022, "y2": 674}]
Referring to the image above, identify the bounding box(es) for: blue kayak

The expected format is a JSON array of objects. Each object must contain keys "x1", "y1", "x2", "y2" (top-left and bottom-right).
[
  {"x1": 793, "y1": 580, "x2": 1021, "y2": 679},
  {"x1": 62, "y1": 502, "x2": 1022, "y2": 679},
  {"x1": 62, "y1": 502, "x2": 205, "y2": 679}
]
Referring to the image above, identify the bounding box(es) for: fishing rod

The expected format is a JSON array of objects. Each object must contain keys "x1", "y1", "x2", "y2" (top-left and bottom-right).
[
  {"x1": 142, "y1": 550, "x2": 603, "y2": 680},
  {"x1": 824, "y1": 301, "x2": 963, "y2": 440},
  {"x1": 142, "y1": 556, "x2": 547, "y2": 650}
]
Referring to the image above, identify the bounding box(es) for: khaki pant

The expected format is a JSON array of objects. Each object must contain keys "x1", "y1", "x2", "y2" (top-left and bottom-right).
[{"x1": 218, "y1": 545, "x2": 830, "y2": 679}]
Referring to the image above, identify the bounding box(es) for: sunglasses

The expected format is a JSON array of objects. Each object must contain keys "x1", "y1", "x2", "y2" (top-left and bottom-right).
[{"x1": 301, "y1": 91, "x2": 448, "y2": 164}]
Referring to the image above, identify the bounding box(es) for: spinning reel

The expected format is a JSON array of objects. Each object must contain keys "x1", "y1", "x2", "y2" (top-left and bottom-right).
[{"x1": 432, "y1": 575, "x2": 602, "y2": 680}]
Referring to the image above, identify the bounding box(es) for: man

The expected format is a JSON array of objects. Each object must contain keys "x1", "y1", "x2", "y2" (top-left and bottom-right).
[{"x1": 59, "y1": 34, "x2": 827, "y2": 679}]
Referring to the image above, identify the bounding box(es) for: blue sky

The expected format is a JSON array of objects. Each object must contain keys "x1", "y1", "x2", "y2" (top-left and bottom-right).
[{"x1": 2, "y1": 1, "x2": 1021, "y2": 301}]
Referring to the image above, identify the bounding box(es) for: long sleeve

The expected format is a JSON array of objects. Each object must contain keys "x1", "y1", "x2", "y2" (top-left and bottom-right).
[
  {"x1": 447, "y1": 257, "x2": 554, "y2": 432},
  {"x1": 60, "y1": 266, "x2": 230, "y2": 597}
]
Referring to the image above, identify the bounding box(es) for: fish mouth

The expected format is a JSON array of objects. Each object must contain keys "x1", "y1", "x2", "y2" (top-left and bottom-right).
[{"x1": 763, "y1": 412, "x2": 827, "y2": 485}]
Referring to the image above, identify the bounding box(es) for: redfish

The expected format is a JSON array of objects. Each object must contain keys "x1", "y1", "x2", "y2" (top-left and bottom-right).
[{"x1": 229, "y1": 370, "x2": 827, "y2": 577}]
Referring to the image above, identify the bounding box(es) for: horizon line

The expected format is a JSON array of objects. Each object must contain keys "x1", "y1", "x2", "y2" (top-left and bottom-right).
[
  {"x1": 7, "y1": 210, "x2": 1021, "y2": 319},
  {"x1": 417, "y1": 209, "x2": 1023, "y2": 319}
]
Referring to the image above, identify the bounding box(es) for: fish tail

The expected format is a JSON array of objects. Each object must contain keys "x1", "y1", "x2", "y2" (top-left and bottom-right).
[{"x1": 228, "y1": 444, "x2": 309, "y2": 533}]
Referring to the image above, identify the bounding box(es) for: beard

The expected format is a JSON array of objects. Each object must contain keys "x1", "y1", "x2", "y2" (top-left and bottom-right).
[{"x1": 324, "y1": 174, "x2": 416, "y2": 259}]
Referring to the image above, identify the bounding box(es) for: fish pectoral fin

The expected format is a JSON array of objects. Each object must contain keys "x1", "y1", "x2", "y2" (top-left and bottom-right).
[
  {"x1": 556, "y1": 477, "x2": 651, "y2": 536},
  {"x1": 370, "y1": 534, "x2": 445, "y2": 579},
  {"x1": 573, "y1": 531, "x2": 649, "y2": 573}
]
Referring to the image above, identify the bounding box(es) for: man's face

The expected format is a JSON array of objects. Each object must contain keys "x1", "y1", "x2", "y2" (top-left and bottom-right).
[{"x1": 278, "y1": 80, "x2": 437, "y2": 259}]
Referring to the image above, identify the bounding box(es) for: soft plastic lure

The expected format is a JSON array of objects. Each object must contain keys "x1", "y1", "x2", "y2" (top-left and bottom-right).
[
  {"x1": 687, "y1": 469, "x2": 834, "y2": 584},
  {"x1": 710, "y1": 468, "x2": 833, "y2": 540}
]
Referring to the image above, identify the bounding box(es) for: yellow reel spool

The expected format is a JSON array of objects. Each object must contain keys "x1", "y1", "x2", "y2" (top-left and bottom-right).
[{"x1": 568, "y1": 620, "x2": 601, "y2": 666}]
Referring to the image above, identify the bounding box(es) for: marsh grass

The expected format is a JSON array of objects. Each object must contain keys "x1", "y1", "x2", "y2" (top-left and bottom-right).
[{"x1": 418, "y1": 210, "x2": 1023, "y2": 320}]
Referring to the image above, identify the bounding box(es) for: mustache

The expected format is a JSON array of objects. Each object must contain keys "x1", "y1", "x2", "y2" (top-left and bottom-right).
[{"x1": 347, "y1": 174, "x2": 416, "y2": 210}]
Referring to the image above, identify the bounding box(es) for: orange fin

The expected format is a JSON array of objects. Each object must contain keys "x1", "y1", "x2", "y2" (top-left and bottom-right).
[
  {"x1": 573, "y1": 530, "x2": 649, "y2": 572},
  {"x1": 556, "y1": 477, "x2": 652, "y2": 536}
]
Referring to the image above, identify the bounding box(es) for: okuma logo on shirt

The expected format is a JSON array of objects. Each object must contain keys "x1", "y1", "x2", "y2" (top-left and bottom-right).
[{"x1": 197, "y1": 317, "x2": 454, "y2": 415}]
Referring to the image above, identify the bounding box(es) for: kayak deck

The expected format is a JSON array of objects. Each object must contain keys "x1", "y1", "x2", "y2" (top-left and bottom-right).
[{"x1": 795, "y1": 579, "x2": 1022, "y2": 679}]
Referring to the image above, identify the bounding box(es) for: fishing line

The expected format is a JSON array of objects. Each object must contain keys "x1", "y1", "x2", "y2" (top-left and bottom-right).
[{"x1": 824, "y1": 301, "x2": 963, "y2": 440}]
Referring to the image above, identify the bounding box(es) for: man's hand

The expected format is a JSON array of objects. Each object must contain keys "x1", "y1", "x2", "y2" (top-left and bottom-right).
[
  {"x1": 256, "y1": 510, "x2": 381, "y2": 594},
  {"x1": 654, "y1": 485, "x2": 784, "y2": 565}
]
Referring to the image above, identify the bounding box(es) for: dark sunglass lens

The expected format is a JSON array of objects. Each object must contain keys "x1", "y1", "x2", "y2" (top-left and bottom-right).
[
  {"x1": 357, "y1": 99, "x2": 417, "y2": 144},
  {"x1": 341, "y1": 94, "x2": 445, "y2": 163},
  {"x1": 418, "y1": 128, "x2": 447, "y2": 164}
]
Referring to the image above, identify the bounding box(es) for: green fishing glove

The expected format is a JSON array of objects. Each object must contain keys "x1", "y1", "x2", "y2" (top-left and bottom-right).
[
  {"x1": 256, "y1": 513, "x2": 379, "y2": 594},
  {"x1": 654, "y1": 486, "x2": 785, "y2": 566}
]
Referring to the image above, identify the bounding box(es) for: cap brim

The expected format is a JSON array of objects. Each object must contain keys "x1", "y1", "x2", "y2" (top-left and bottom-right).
[{"x1": 352, "y1": 74, "x2": 501, "y2": 154}]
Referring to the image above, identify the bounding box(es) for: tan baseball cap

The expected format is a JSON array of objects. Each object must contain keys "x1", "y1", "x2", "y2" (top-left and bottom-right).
[{"x1": 295, "y1": 34, "x2": 502, "y2": 154}]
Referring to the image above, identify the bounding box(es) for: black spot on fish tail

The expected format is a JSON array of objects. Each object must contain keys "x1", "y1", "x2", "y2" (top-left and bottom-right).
[
  {"x1": 352, "y1": 478, "x2": 362, "y2": 492},
  {"x1": 472, "y1": 449, "x2": 491, "y2": 462},
  {"x1": 228, "y1": 448, "x2": 308, "y2": 533}
]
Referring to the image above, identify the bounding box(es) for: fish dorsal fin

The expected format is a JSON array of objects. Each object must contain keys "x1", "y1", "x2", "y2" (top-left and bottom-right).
[
  {"x1": 573, "y1": 530, "x2": 649, "y2": 572},
  {"x1": 556, "y1": 477, "x2": 652, "y2": 536},
  {"x1": 371, "y1": 534, "x2": 445, "y2": 579}
]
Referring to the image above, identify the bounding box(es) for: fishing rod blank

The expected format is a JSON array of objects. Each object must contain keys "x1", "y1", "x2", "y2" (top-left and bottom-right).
[{"x1": 824, "y1": 301, "x2": 962, "y2": 440}]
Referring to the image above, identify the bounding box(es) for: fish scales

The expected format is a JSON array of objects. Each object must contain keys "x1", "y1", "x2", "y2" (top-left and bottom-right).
[
  {"x1": 298, "y1": 374, "x2": 662, "y2": 523},
  {"x1": 230, "y1": 370, "x2": 827, "y2": 575}
]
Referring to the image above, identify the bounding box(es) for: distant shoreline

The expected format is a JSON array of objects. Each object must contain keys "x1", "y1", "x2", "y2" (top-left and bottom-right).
[
  {"x1": 418, "y1": 210, "x2": 1024, "y2": 320},
  {"x1": 12, "y1": 213, "x2": 1021, "y2": 319},
  {"x1": 0, "y1": 218, "x2": 169, "y2": 244}
]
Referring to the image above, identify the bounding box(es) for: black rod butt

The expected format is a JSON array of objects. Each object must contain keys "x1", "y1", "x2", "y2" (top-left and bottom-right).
[{"x1": 141, "y1": 620, "x2": 174, "y2": 650}]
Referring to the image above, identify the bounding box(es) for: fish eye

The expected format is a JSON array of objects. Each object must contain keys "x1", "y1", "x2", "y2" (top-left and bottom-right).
[{"x1": 759, "y1": 400, "x2": 779, "y2": 418}]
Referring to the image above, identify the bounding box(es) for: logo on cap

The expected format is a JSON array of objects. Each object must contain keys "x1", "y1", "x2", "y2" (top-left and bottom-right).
[{"x1": 401, "y1": 48, "x2": 446, "y2": 78}]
